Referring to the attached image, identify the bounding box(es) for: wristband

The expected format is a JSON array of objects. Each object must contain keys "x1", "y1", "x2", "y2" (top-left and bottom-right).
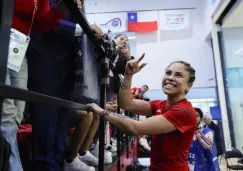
[
  {"x1": 121, "y1": 84, "x2": 131, "y2": 89},
  {"x1": 103, "y1": 109, "x2": 110, "y2": 120}
]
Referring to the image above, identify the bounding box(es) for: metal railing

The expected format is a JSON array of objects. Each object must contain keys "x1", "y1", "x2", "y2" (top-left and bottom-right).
[{"x1": 0, "y1": 0, "x2": 123, "y2": 170}]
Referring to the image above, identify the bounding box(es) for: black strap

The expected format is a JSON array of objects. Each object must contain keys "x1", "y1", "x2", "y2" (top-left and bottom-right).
[{"x1": 0, "y1": 83, "x2": 90, "y2": 111}]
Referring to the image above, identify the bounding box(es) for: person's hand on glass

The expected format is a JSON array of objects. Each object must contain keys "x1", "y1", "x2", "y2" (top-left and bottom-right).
[{"x1": 125, "y1": 53, "x2": 147, "y2": 75}]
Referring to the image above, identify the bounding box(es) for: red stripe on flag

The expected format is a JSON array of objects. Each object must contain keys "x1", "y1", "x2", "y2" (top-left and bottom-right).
[{"x1": 128, "y1": 21, "x2": 158, "y2": 32}]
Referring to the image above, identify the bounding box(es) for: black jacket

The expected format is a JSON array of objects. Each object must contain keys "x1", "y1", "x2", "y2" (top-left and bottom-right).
[{"x1": 205, "y1": 121, "x2": 223, "y2": 156}]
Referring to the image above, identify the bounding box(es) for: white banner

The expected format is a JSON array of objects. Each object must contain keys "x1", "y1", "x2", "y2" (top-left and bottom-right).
[
  {"x1": 86, "y1": 13, "x2": 127, "y2": 33},
  {"x1": 159, "y1": 10, "x2": 191, "y2": 30}
]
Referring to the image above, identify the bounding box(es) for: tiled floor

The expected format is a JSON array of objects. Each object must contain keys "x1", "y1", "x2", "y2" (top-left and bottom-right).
[{"x1": 219, "y1": 156, "x2": 227, "y2": 171}]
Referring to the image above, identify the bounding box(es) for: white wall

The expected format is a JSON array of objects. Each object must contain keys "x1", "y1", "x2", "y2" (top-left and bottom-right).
[
  {"x1": 200, "y1": 0, "x2": 213, "y2": 39},
  {"x1": 85, "y1": 0, "x2": 216, "y2": 90},
  {"x1": 85, "y1": 0, "x2": 199, "y2": 13},
  {"x1": 133, "y1": 8, "x2": 216, "y2": 89}
]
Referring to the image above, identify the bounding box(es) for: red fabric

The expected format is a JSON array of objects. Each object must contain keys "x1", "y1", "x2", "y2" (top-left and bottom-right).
[
  {"x1": 149, "y1": 99, "x2": 197, "y2": 171},
  {"x1": 131, "y1": 87, "x2": 139, "y2": 98},
  {"x1": 128, "y1": 21, "x2": 158, "y2": 32},
  {"x1": 17, "y1": 125, "x2": 76, "y2": 143},
  {"x1": 12, "y1": 0, "x2": 64, "y2": 35},
  {"x1": 18, "y1": 124, "x2": 32, "y2": 133},
  {"x1": 17, "y1": 124, "x2": 32, "y2": 143},
  {"x1": 131, "y1": 87, "x2": 143, "y2": 99}
]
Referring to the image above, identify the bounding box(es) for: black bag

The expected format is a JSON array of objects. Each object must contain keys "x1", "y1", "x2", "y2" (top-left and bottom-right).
[{"x1": 0, "y1": 134, "x2": 11, "y2": 171}]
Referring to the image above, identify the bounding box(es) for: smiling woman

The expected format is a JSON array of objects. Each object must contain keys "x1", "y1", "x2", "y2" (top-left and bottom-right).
[
  {"x1": 164, "y1": 61, "x2": 196, "y2": 96},
  {"x1": 89, "y1": 54, "x2": 198, "y2": 171}
]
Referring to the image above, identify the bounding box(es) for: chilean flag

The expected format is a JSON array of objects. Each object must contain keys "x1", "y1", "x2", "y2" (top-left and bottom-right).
[{"x1": 127, "y1": 12, "x2": 158, "y2": 32}]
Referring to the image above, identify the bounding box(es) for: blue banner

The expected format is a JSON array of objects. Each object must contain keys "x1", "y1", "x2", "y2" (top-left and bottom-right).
[{"x1": 210, "y1": 106, "x2": 221, "y2": 120}]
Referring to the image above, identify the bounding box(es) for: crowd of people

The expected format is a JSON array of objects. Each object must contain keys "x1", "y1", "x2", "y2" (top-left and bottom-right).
[{"x1": 0, "y1": 0, "x2": 223, "y2": 171}]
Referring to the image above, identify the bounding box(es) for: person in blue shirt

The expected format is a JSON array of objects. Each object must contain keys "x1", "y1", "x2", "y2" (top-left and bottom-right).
[{"x1": 188, "y1": 108, "x2": 220, "y2": 171}]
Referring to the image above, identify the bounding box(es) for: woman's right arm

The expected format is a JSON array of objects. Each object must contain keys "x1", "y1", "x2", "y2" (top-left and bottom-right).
[{"x1": 119, "y1": 73, "x2": 152, "y2": 116}]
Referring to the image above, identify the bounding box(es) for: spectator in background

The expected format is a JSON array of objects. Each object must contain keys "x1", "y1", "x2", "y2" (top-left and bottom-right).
[
  {"x1": 105, "y1": 94, "x2": 118, "y2": 153},
  {"x1": 188, "y1": 108, "x2": 220, "y2": 171},
  {"x1": 129, "y1": 85, "x2": 149, "y2": 119},
  {"x1": 204, "y1": 114, "x2": 223, "y2": 157},
  {"x1": 139, "y1": 135, "x2": 151, "y2": 154},
  {"x1": 108, "y1": 34, "x2": 133, "y2": 103},
  {"x1": 1, "y1": 1, "x2": 79, "y2": 171},
  {"x1": 64, "y1": 110, "x2": 100, "y2": 171},
  {"x1": 113, "y1": 34, "x2": 133, "y2": 75},
  {"x1": 131, "y1": 85, "x2": 149, "y2": 100}
]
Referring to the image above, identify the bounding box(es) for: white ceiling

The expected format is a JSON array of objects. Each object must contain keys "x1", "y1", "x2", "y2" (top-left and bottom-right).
[{"x1": 222, "y1": 0, "x2": 243, "y2": 28}]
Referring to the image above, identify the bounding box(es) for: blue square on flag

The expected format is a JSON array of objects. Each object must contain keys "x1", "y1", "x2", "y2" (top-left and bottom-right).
[{"x1": 128, "y1": 12, "x2": 137, "y2": 22}]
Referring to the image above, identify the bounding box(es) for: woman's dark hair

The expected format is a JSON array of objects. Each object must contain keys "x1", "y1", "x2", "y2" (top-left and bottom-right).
[
  {"x1": 168, "y1": 61, "x2": 196, "y2": 84},
  {"x1": 194, "y1": 108, "x2": 203, "y2": 119}
]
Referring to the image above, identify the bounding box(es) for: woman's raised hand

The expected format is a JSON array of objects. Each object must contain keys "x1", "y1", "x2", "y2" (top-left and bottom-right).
[{"x1": 125, "y1": 53, "x2": 147, "y2": 75}]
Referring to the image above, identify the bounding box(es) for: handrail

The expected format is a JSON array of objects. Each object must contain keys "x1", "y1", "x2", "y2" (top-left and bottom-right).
[{"x1": 0, "y1": 84, "x2": 90, "y2": 111}]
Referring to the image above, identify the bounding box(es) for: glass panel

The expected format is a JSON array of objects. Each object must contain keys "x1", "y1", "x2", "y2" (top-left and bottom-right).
[{"x1": 221, "y1": 27, "x2": 243, "y2": 151}]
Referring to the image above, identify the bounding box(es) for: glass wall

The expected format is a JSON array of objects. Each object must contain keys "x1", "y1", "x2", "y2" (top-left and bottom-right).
[{"x1": 221, "y1": 27, "x2": 243, "y2": 151}]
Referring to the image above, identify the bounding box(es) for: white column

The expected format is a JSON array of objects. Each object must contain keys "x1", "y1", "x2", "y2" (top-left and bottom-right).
[{"x1": 211, "y1": 22, "x2": 232, "y2": 151}]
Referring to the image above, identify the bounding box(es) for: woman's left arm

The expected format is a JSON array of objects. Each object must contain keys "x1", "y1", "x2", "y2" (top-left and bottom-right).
[
  {"x1": 107, "y1": 112, "x2": 177, "y2": 135},
  {"x1": 89, "y1": 103, "x2": 196, "y2": 135},
  {"x1": 89, "y1": 103, "x2": 176, "y2": 135}
]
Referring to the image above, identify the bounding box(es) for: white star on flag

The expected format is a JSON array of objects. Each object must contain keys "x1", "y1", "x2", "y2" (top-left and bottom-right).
[{"x1": 130, "y1": 15, "x2": 135, "y2": 19}]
